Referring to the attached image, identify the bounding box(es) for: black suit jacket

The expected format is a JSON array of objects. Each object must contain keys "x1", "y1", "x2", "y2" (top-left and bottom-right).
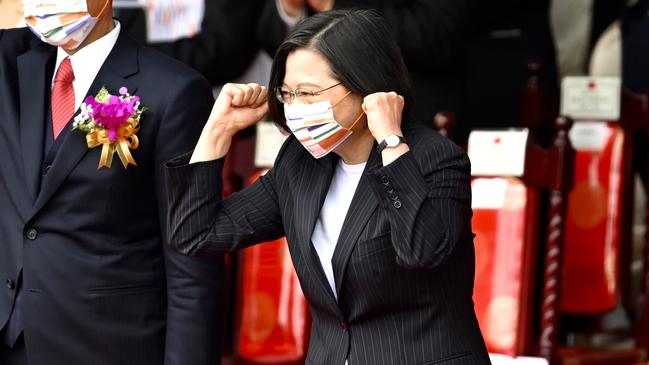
[
  {"x1": 0, "y1": 27, "x2": 224, "y2": 365},
  {"x1": 116, "y1": 0, "x2": 277, "y2": 86},
  {"x1": 166, "y1": 125, "x2": 490, "y2": 364}
]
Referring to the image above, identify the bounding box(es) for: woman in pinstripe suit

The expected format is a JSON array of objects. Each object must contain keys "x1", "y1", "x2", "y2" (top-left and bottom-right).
[{"x1": 166, "y1": 9, "x2": 490, "y2": 365}]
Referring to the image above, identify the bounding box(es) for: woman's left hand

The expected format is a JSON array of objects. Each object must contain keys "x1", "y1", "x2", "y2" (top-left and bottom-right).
[{"x1": 362, "y1": 92, "x2": 405, "y2": 143}]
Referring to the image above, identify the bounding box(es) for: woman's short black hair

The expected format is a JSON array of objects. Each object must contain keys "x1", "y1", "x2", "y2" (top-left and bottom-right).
[{"x1": 268, "y1": 8, "x2": 415, "y2": 130}]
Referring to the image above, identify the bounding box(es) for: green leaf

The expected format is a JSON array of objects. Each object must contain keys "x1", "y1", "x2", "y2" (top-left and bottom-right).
[{"x1": 95, "y1": 86, "x2": 111, "y2": 102}]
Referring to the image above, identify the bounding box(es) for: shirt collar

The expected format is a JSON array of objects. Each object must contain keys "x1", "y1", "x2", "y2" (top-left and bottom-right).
[
  {"x1": 53, "y1": 20, "x2": 121, "y2": 86},
  {"x1": 52, "y1": 20, "x2": 121, "y2": 108}
]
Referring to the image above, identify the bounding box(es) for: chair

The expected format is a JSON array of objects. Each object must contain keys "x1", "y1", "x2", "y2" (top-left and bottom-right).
[
  {"x1": 232, "y1": 166, "x2": 309, "y2": 364},
  {"x1": 438, "y1": 115, "x2": 576, "y2": 362}
]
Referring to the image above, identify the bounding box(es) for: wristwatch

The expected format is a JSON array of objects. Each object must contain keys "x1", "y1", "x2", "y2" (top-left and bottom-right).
[{"x1": 377, "y1": 134, "x2": 407, "y2": 153}]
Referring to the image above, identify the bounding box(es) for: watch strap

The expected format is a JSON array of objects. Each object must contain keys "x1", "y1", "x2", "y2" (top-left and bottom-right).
[{"x1": 376, "y1": 135, "x2": 407, "y2": 154}]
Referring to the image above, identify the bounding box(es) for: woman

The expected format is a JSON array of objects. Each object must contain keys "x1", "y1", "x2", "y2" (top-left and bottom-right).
[{"x1": 166, "y1": 9, "x2": 489, "y2": 365}]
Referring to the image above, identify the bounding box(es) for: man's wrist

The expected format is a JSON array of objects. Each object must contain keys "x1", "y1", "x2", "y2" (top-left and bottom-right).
[{"x1": 276, "y1": 0, "x2": 306, "y2": 27}]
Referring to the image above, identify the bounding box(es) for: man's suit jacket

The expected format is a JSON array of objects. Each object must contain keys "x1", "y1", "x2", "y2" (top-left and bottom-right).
[
  {"x1": 623, "y1": 0, "x2": 649, "y2": 94},
  {"x1": 116, "y1": 0, "x2": 275, "y2": 86},
  {"x1": 0, "y1": 27, "x2": 224, "y2": 365},
  {"x1": 166, "y1": 125, "x2": 490, "y2": 364}
]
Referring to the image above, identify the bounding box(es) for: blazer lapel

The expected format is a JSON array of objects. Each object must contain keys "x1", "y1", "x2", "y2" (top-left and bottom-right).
[
  {"x1": 292, "y1": 153, "x2": 342, "y2": 313},
  {"x1": 331, "y1": 146, "x2": 381, "y2": 297},
  {"x1": 30, "y1": 31, "x2": 139, "y2": 218},
  {"x1": 17, "y1": 43, "x2": 56, "y2": 205}
]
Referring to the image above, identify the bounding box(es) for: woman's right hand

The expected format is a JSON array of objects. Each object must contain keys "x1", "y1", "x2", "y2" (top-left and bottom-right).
[{"x1": 190, "y1": 83, "x2": 268, "y2": 163}]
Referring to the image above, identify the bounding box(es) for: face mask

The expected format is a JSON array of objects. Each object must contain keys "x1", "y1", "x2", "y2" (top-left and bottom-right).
[
  {"x1": 284, "y1": 91, "x2": 364, "y2": 159},
  {"x1": 24, "y1": 0, "x2": 110, "y2": 50}
]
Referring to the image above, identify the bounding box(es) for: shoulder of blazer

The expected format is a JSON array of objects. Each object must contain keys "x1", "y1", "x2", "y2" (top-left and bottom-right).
[
  {"x1": 117, "y1": 31, "x2": 213, "y2": 111},
  {"x1": 268, "y1": 134, "x2": 301, "y2": 176},
  {"x1": 402, "y1": 124, "x2": 471, "y2": 175},
  {"x1": 135, "y1": 36, "x2": 211, "y2": 89},
  {"x1": 0, "y1": 27, "x2": 50, "y2": 59}
]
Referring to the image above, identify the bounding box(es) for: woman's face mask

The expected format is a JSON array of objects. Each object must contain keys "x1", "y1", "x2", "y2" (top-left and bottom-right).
[
  {"x1": 23, "y1": 0, "x2": 109, "y2": 50},
  {"x1": 284, "y1": 91, "x2": 364, "y2": 159}
]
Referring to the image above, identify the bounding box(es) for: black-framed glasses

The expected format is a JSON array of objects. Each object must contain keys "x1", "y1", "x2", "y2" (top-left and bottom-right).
[{"x1": 274, "y1": 82, "x2": 342, "y2": 104}]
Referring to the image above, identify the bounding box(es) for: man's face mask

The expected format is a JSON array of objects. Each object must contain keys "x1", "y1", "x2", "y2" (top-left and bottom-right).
[
  {"x1": 284, "y1": 91, "x2": 364, "y2": 159},
  {"x1": 23, "y1": 0, "x2": 110, "y2": 50}
]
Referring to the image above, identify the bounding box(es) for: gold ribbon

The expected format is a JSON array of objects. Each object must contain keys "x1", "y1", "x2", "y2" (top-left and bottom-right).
[{"x1": 86, "y1": 118, "x2": 140, "y2": 169}]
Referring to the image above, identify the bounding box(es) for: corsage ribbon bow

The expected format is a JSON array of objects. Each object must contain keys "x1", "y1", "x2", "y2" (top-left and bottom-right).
[{"x1": 86, "y1": 117, "x2": 140, "y2": 169}]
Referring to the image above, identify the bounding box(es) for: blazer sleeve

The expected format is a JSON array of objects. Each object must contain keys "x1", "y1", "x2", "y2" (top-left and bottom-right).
[
  {"x1": 368, "y1": 137, "x2": 473, "y2": 270},
  {"x1": 164, "y1": 140, "x2": 288, "y2": 257},
  {"x1": 153, "y1": 74, "x2": 225, "y2": 365}
]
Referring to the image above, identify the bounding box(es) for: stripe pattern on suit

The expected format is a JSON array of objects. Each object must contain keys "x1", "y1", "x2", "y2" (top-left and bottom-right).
[{"x1": 166, "y1": 124, "x2": 490, "y2": 364}]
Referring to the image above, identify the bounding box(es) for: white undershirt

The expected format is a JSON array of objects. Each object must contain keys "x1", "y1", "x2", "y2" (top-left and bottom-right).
[
  {"x1": 52, "y1": 21, "x2": 121, "y2": 111},
  {"x1": 311, "y1": 159, "x2": 366, "y2": 300}
]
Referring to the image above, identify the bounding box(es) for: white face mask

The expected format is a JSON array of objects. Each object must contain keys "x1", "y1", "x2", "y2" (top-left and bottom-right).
[
  {"x1": 284, "y1": 91, "x2": 364, "y2": 159},
  {"x1": 23, "y1": 0, "x2": 109, "y2": 50}
]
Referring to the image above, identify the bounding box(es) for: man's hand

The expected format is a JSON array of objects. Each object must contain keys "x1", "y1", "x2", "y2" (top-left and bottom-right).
[
  {"x1": 280, "y1": 0, "x2": 306, "y2": 17},
  {"x1": 306, "y1": 0, "x2": 335, "y2": 12},
  {"x1": 280, "y1": 0, "x2": 334, "y2": 16}
]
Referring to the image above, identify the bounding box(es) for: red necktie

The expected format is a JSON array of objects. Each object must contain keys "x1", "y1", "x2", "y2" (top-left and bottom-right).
[{"x1": 51, "y1": 58, "x2": 75, "y2": 140}]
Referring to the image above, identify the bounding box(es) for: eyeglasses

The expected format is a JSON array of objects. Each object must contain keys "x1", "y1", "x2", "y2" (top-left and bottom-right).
[{"x1": 274, "y1": 82, "x2": 342, "y2": 104}]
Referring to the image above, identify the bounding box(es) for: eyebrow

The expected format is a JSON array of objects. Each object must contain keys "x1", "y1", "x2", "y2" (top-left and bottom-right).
[{"x1": 282, "y1": 82, "x2": 323, "y2": 89}]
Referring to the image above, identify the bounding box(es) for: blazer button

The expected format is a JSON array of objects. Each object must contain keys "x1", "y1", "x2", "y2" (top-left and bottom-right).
[
  {"x1": 26, "y1": 228, "x2": 38, "y2": 240},
  {"x1": 339, "y1": 322, "x2": 348, "y2": 331},
  {"x1": 393, "y1": 200, "x2": 402, "y2": 209},
  {"x1": 6, "y1": 279, "x2": 15, "y2": 290},
  {"x1": 43, "y1": 165, "x2": 52, "y2": 175}
]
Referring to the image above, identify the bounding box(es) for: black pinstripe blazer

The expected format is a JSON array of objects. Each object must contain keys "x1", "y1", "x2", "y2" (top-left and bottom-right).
[{"x1": 165, "y1": 124, "x2": 490, "y2": 365}]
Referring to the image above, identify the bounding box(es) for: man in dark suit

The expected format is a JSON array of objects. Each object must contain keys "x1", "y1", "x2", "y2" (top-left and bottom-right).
[
  {"x1": 0, "y1": 1, "x2": 224, "y2": 364},
  {"x1": 115, "y1": 0, "x2": 270, "y2": 86}
]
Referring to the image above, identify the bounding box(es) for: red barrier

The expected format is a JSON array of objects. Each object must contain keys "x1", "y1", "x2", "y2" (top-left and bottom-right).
[
  {"x1": 469, "y1": 117, "x2": 575, "y2": 360},
  {"x1": 472, "y1": 177, "x2": 539, "y2": 356},
  {"x1": 561, "y1": 124, "x2": 625, "y2": 313}
]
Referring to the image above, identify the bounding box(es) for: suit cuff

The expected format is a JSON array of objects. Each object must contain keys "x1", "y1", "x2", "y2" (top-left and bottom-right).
[
  {"x1": 165, "y1": 152, "x2": 225, "y2": 200},
  {"x1": 369, "y1": 151, "x2": 428, "y2": 211}
]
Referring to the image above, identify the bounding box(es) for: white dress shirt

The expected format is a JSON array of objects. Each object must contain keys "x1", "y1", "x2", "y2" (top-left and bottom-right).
[
  {"x1": 51, "y1": 21, "x2": 121, "y2": 111},
  {"x1": 311, "y1": 159, "x2": 366, "y2": 300}
]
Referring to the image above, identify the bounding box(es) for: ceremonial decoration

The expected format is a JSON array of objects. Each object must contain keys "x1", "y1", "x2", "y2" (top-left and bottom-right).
[{"x1": 73, "y1": 87, "x2": 146, "y2": 169}]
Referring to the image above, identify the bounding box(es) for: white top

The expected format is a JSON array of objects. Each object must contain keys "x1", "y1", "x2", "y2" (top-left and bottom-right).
[
  {"x1": 311, "y1": 159, "x2": 366, "y2": 300},
  {"x1": 52, "y1": 21, "x2": 121, "y2": 111}
]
